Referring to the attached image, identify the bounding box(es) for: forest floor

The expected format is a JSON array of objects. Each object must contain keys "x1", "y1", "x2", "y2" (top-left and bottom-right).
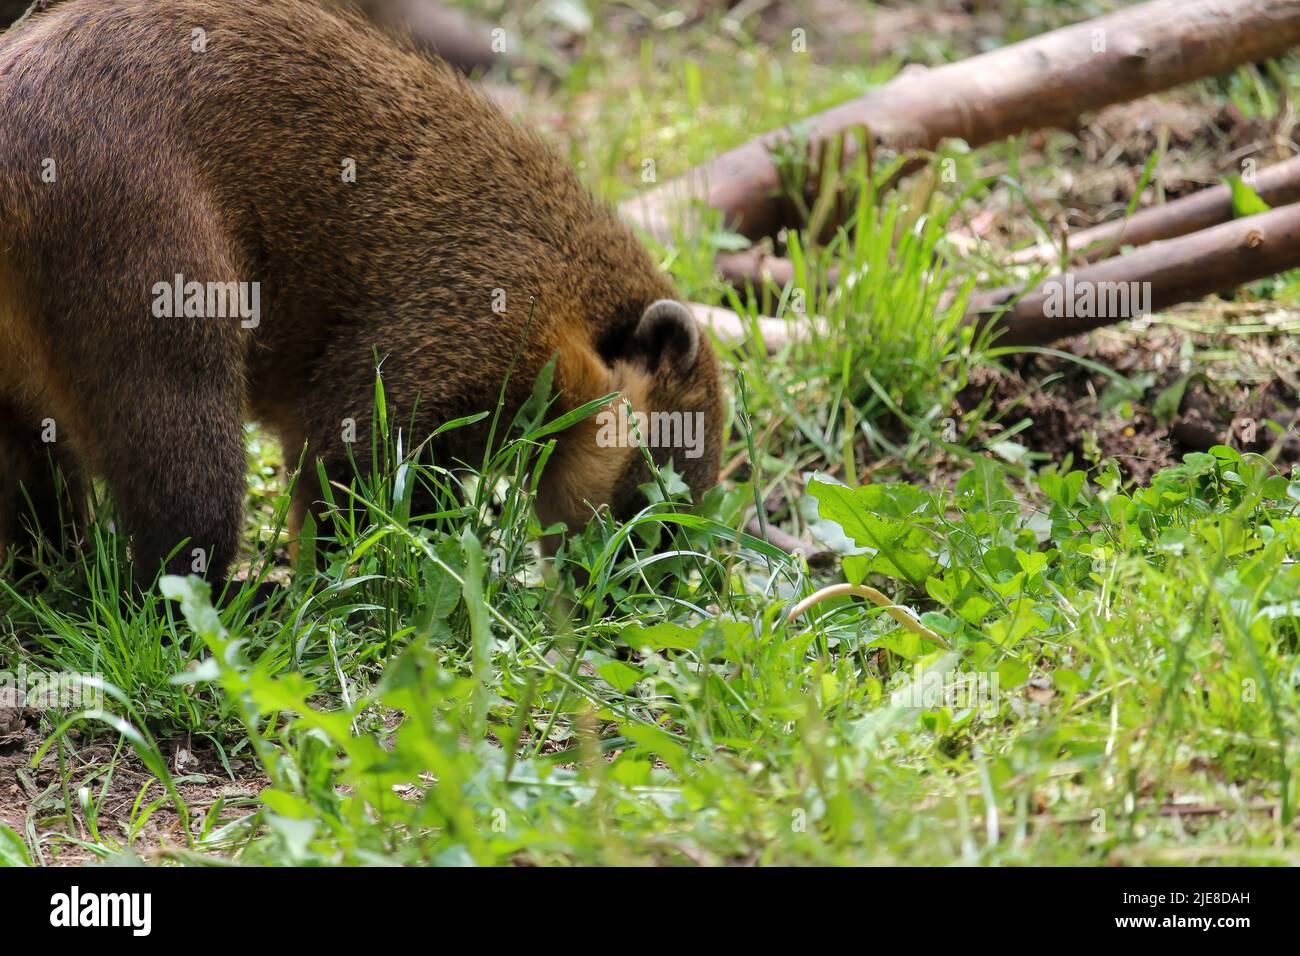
[{"x1": 2, "y1": 0, "x2": 1299, "y2": 866}]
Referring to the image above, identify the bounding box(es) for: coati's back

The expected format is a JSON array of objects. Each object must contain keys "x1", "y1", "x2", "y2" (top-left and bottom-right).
[
  {"x1": 1, "y1": 0, "x2": 682, "y2": 403},
  {"x1": 0, "y1": 0, "x2": 722, "y2": 582}
]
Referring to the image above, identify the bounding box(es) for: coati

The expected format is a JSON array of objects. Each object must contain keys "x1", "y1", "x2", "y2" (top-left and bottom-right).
[{"x1": 0, "y1": 0, "x2": 722, "y2": 586}]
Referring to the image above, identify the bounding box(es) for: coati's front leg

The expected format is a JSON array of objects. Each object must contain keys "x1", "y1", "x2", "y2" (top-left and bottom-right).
[
  {"x1": 24, "y1": 208, "x2": 252, "y2": 589},
  {"x1": 0, "y1": 401, "x2": 86, "y2": 570},
  {"x1": 0, "y1": 385, "x2": 245, "y2": 588},
  {"x1": 90, "y1": 377, "x2": 247, "y2": 587}
]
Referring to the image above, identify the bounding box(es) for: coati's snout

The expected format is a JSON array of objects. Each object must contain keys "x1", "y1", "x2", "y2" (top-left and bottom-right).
[{"x1": 536, "y1": 300, "x2": 723, "y2": 539}]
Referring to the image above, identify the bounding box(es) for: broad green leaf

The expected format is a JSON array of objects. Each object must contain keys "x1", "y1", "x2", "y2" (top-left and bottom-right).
[{"x1": 1225, "y1": 174, "x2": 1271, "y2": 217}]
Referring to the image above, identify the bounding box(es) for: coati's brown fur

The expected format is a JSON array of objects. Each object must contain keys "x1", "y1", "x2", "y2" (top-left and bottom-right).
[{"x1": 0, "y1": 0, "x2": 722, "y2": 584}]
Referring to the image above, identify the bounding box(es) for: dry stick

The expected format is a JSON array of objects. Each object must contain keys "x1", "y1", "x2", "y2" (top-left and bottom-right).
[
  {"x1": 622, "y1": 0, "x2": 1300, "y2": 245},
  {"x1": 786, "y1": 583, "x2": 950, "y2": 648},
  {"x1": 1014, "y1": 153, "x2": 1300, "y2": 265},
  {"x1": 716, "y1": 250, "x2": 843, "y2": 294},
  {"x1": 703, "y1": 200, "x2": 1300, "y2": 353},
  {"x1": 347, "y1": 0, "x2": 503, "y2": 75},
  {"x1": 743, "y1": 517, "x2": 833, "y2": 564},
  {"x1": 716, "y1": 250, "x2": 801, "y2": 291},
  {"x1": 688, "y1": 301, "x2": 813, "y2": 350},
  {"x1": 698, "y1": 257, "x2": 821, "y2": 351},
  {"x1": 967, "y1": 201, "x2": 1300, "y2": 347}
]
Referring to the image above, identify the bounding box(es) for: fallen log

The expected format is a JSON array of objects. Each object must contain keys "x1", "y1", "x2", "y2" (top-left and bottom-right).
[
  {"x1": 689, "y1": 302, "x2": 811, "y2": 351},
  {"x1": 0, "y1": 0, "x2": 54, "y2": 31},
  {"x1": 744, "y1": 517, "x2": 834, "y2": 565},
  {"x1": 968, "y1": 202, "x2": 1300, "y2": 346},
  {"x1": 621, "y1": 0, "x2": 1300, "y2": 245},
  {"x1": 716, "y1": 249, "x2": 842, "y2": 295},
  {"x1": 342, "y1": 0, "x2": 504, "y2": 75},
  {"x1": 1014, "y1": 153, "x2": 1300, "y2": 265},
  {"x1": 712, "y1": 201, "x2": 1300, "y2": 353}
]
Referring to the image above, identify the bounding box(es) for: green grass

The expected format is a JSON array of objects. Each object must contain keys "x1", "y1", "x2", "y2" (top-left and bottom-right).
[
  {"x1": 9, "y1": 429, "x2": 1298, "y2": 865},
  {"x1": 3, "y1": 0, "x2": 1299, "y2": 866}
]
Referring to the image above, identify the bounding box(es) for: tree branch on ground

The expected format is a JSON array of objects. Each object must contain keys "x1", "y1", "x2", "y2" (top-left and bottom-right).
[
  {"x1": 1013, "y1": 153, "x2": 1300, "y2": 265},
  {"x1": 968, "y1": 202, "x2": 1300, "y2": 346},
  {"x1": 622, "y1": 0, "x2": 1300, "y2": 245}
]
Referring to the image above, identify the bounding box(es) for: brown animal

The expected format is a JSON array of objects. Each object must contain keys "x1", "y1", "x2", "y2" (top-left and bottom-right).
[{"x1": 0, "y1": 0, "x2": 722, "y2": 586}]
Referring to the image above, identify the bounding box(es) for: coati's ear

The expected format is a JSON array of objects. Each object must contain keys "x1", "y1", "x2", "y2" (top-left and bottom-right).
[{"x1": 632, "y1": 299, "x2": 699, "y2": 372}]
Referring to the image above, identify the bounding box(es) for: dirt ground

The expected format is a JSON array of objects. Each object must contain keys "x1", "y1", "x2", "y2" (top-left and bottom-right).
[
  {"x1": 959, "y1": 314, "x2": 1300, "y2": 482},
  {"x1": 0, "y1": 708, "x2": 266, "y2": 865}
]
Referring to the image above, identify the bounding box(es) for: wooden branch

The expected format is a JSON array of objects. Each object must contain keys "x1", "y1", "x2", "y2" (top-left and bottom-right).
[
  {"x1": 621, "y1": 0, "x2": 1300, "y2": 244},
  {"x1": 716, "y1": 250, "x2": 800, "y2": 291},
  {"x1": 1015, "y1": 153, "x2": 1300, "y2": 265},
  {"x1": 689, "y1": 302, "x2": 810, "y2": 351},
  {"x1": 716, "y1": 249, "x2": 842, "y2": 295},
  {"x1": 0, "y1": 0, "x2": 55, "y2": 31},
  {"x1": 713, "y1": 201, "x2": 1300, "y2": 353},
  {"x1": 344, "y1": 0, "x2": 503, "y2": 75},
  {"x1": 744, "y1": 518, "x2": 832, "y2": 564},
  {"x1": 968, "y1": 202, "x2": 1300, "y2": 346}
]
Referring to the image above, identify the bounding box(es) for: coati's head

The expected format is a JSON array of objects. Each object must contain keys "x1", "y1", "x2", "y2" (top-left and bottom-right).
[{"x1": 537, "y1": 299, "x2": 723, "y2": 541}]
